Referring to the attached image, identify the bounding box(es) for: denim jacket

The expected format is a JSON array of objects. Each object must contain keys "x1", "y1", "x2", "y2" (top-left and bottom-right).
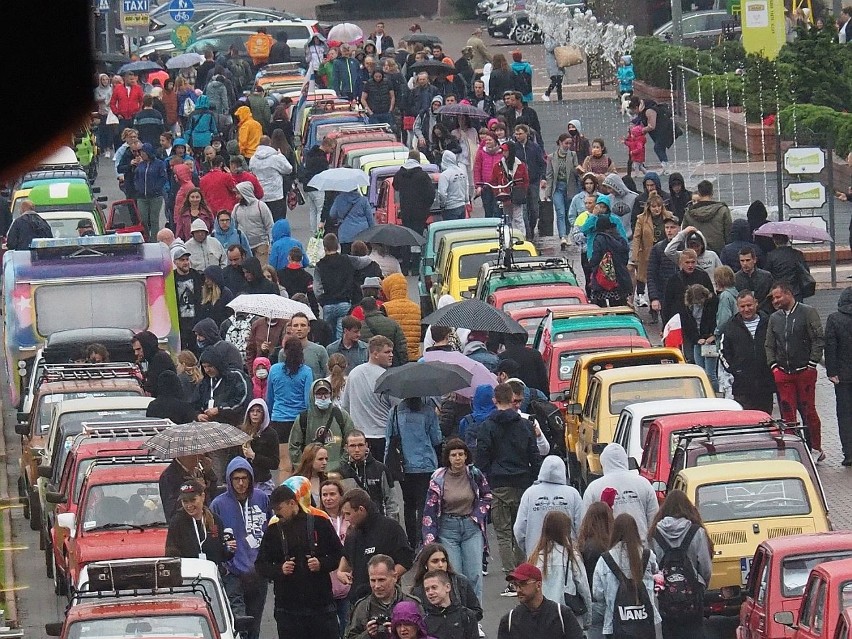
[
  {"x1": 422, "y1": 465, "x2": 492, "y2": 545},
  {"x1": 385, "y1": 403, "x2": 442, "y2": 474}
]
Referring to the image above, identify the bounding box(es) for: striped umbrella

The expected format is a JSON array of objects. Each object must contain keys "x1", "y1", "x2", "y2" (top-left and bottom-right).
[
  {"x1": 145, "y1": 422, "x2": 251, "y2": 458},
  {"x1": 421, "y1": 299, "x2": 527, "y2": 334}
]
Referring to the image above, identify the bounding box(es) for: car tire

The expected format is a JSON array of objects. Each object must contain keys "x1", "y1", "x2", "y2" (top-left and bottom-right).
[
  {"x1": 53, "y1": 556, "x2": 67, "y2": 597},
  {"x1": 18, "y1": 477, "x2": 29, "y2": 520},
  {"x1": 513, "y1": 22, "x2": 536, "y2": 44},
  {"x1": 28, "y1": 486, "x2": 41, "y2": 531},
  {"x1": 44, "y1": 536, "x2": 53, "y2": 579}
]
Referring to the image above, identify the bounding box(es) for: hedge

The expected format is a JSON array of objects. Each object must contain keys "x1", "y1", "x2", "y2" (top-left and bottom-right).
[
  {"x1": 779, "y1": 104, "x2": 852, "y2": 157},
  {"x1": 685, "y1": 73, "x2": 743, "y2": 107},
  {"x1": 632, "y1": 36, "x2": 743, "y2": 90}
]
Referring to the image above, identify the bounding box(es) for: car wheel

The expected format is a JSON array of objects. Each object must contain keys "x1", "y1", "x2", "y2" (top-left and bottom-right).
[
  {"x1": 44, "y1": 536, "x2": 53, "y2": 579},
  {"x1": 28, "y1": 486, "x2": 41, "y2": 531},
  {"x1": 513, "y1": 22, "x2": 536, "y2": 44},
  {"x1": 18, "y1": 477, "x2": 29, "y2": 520},
  {"x1": 53, "y1": 557, "x2": 67, "y2": 596}
]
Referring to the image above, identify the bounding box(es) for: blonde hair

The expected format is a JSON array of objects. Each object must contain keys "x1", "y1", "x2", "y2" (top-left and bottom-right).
[
  {"x1": 177, "y1": 350, "x2": 203, "y2": 383},
  {"x1": 201, "y1": 278, "x2": 221, "y2": 306},
  {"x1": 328, "y1": 353, "x2": 348, "y2": 399},
  {"x1": 714, "y1": 265, "x2": 736, "y2": 290}
]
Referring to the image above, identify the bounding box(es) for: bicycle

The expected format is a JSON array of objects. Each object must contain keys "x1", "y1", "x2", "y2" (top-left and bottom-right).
[{"x1": 475, "y1": 179, "x2": 520, "y2": 269}]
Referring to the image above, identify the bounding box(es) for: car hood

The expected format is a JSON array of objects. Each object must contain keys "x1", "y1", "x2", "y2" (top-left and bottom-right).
[{"x1": 76, "y1": 529, "x2": 167, "y2": 569}]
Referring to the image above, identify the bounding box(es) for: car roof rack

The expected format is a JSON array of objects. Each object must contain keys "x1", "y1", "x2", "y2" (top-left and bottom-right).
[
  {"x1": 551, "y1": 307, "x2": 638, "y2": 320},
  {"x1": 673, "y1": 421, "x2": 804, "y2": 450},
  {"x1": 77, "y1": 419, "x2": 172, "y2": 439},
  {"x1": 257, "y1": 61, "x2": 303, "y2": 76},
  {"x1": 85, "y1": 453, "x2": 164, "y2": 469},
  {"x1": 336, "y1": 123, "x2": 392, "y2": 134},
  {"x1": 40, "y1": 363, "x2": 140, "y2": 384}
]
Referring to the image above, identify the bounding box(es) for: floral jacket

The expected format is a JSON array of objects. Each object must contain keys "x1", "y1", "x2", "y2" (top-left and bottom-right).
[{"x1": 422, "y1": 465, "x2": 492, "y2": 545}]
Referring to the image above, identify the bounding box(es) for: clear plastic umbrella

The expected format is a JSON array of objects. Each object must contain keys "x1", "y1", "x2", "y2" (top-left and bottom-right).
[
  {"x1": 166, "y1": 52, "x2": 205, "y2": 69},
  {"x1": 327, "y1": 23, "x2": 364, "y2": 45},
  {"x1": 308, "y1": 167, "x2": 370, "y2": 192},
  {"x1": 227, "y1": 294, "x2": 316, "y2": 320}
]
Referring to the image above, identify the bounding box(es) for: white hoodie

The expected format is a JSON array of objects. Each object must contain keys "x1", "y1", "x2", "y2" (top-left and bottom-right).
[
  {"x1": 249, "y1": 144, "x2": 293, "y2": 201},
  {"x1": 437, "y1": 150, "x2": 469, "y2": 210},
  {"x1": 232, "y1": 181, "x2": 274, "y2": 249}
]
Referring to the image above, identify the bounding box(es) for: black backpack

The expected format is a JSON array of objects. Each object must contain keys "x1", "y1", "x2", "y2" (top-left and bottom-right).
[
  {"x1": 602, "y1": 549, "x2": 655, "y2": 639},
  {"x1": 654, "y1": 524, "x2": 704, "y2": 619},
  {"x1": 513, "y1": 68, "x2": 533, "y2": 96},
  {"x1": 528, "y1": 399, "x2": 566, "y2": 457}
]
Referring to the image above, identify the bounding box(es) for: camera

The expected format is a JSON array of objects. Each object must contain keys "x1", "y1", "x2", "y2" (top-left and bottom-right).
[{"x1": 371, "y1": 615, "x2": 391, "y2": 626}]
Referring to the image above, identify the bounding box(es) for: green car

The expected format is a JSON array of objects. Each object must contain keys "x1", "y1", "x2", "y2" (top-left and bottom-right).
[
  {"x1": 472, "y1": 257, "x2": 579, "y2": 301},
  {"x1": 550, "y1": 314, "x2": 648, "y2": 343}
]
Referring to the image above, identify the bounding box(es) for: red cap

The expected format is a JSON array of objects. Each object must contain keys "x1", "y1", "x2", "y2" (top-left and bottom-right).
[
  {"x1": 506, "y1": 563, "x2": 542, "y2": 582},
  {"x1": 600, "y1": 487, "x2": 618, "y2": 508}
]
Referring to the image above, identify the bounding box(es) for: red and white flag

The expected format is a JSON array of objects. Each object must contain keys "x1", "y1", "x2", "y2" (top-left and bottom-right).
[
  {"x1": 662, "y1": 313, "x2": 683, "y2": 348},
  {"x1": 536, "y1": 310, "x2": 554, "y2": 364}
]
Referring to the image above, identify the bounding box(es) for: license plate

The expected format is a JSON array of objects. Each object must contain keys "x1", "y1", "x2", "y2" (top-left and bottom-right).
[
  {"x1": 410, "y1": 245, "x2": 421, "y2": 254},
  {"x1": 741, "y1": 557, "x2": 753, "y2": 584}
]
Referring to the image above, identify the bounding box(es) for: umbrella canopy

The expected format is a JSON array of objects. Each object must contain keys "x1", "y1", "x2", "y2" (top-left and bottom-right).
[
  {"x1": 409, "y1": 60, "x2": 455, "y2": 74},
  {"x1": 438, "y1": 103, "x2": 490, "y2": 119},
  {"x1": 406, "y1": 33, "x2": 442, "y2": 45},
  {"x1": 166, "y1": 52, "x2": 205, "y2": 69},
  {"x1": 753, "y1": 221, "x2": 833, "y2": 242},
  {"x1": 308, "y1": 167, "x2": 370, "y2": 192},
  {"x1": 117, "y1": 60, "x2": 164, "y2": 75},
  {"x1": 227, "y1": 294, "x2": 316, "y2": 320},
  {"x1": 421, "y1": 350, "x2": 497, "y2": 398},
  {"x1": 327, "y1": 23, "x2": 364, "y2": 45},
  {"x1": 355, "y1": 224, "x2": 425, "y2": 247},
  {"x1": 374, "y1": 361, "x2": 473, "y2": 398},
  {"x1": 421, "y1": 299, "x2": 527, "y2": 334},
  {"x1": 146, "y1": 422, "x2": 251, "y2": 458}
]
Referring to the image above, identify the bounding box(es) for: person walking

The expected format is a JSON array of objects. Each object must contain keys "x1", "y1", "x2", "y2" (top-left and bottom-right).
[
  {"x1": 588, "y1": 215, "x2": 632, "y2": 308},
  {"x1": 437, "y1": 150, "x2": 470, "y2": 222},
  {"x1": 233, "y1": 398, "x2": 279, "y2": 494},
  {"x1": 825, "y1": 287, "x2": 852, "y2": 466},
  {"x1": 490, "y1": 140, "x2": 529, "y2": 232},
  {"x1": 541, "y1": 35, "x2": 565, "y2": 102},
  {"x1": 632, "y1": 194, "x2": 676, "y2": 309},
  {"x1": 290, "y1": 379, "x2": 356, "y2": 474},
  {"x1": 577, "y1": 502, "x2": 614, "y2": 591},
  {"x1": 648, "y1": 490, "x2": 713, "y2": 639},
  {"x1": 381, "y1": 273, "x2": 421, "y2": 363},
  {"x1": 338, "y1": 430, "x2": 400, "y2": 518},
  {"x1": 497, "y1": 563, "x2": 584, "y2": 639},
  {"x1": 267, "y1": 337, "x2": 314, "y2": 477},
  {"x1": 410, "y1": 543, "x2": 483, "y2": 621},
  {"x1": 719, "y1": 290, "x2": 775, "y2": 414},
  {"x1": 680, "y1": 283, "x2": 719, "y2": 389},
  {"x1": 735, "y1": 247, "x2": 774, "y2": 315},
  {"x1": 314, "y1": 234, "x2": 357, "y2": 340},
  {"x1": 249, "y1": 136, "x2": 293, "y2": 223},
  {"x1": 765, "y1": 281, "x2": 825, "y2": 460},
  {"x1": 647, "y1": 217, "x2": 682, "y2": 324},
  {"x1": 765, "y1": 233, "x2": 813, "y2": 302},
  {"x1": 232, "y1": 181, "x2": 274, "y2": 266},
  {"x1": 165, "y1": 480, "x2": 232, "y2": 566},
  {"x1": 344, "y1": 554, "x2": 422, "y2": 639},
  {"x1": 544, "y1": 133, "x2": 580, "y2": 250},
  {"x1": 396, "y1": 151, "x2": 437, "y2": 236},
  {"x1": 682, "y1": 180, "x2": 732, "y2": 254},
  {"x1": 134, "y1": 143, "x2": 168, "y2": 237},
  {"x1": 662, "y1": 250, "x2": 714, "y2": 329},
  {"x1": 422, "y1": 438, "x2": 492, "y2": 602}
]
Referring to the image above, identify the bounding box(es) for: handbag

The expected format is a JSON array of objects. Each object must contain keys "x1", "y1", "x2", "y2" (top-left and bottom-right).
[
  {"x1": 554, "y1": 45, "x2": 584, "y2": 68},
  {"x1": 798, "y1": 262, "x2": 816, "y2": 298},
  {"x1": 306, "y1": 230, "x2": 325, "y2": 266},
  {"x1": 593, "y1": 251, "x2": 620, "y2": 291},
  {"x1": 183, "y1": 96, "x2": 196, "y2": 116},
  {"x1": 511, "y1": 185, "x2": 527, "y2": 205},
  {"x1": 563, "y1": 553, "x2": 588, "y2": 616},
  {"x1": 106, "y1": 111, "x2": 119, "y2": 125},
  {"x1": 384, "y1": 407, "x2": 406, "y2": 484}
]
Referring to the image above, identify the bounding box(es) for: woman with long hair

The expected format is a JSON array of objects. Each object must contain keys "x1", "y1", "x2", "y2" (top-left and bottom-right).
[
  {"x1": 410, "y1": 543, "x2": 483, "y2": 621},
  {"x1": 199, "y1": 265, "x2": 234, "y2": 327},
  {"x1": 578, "y1": 502, "x2": 614, "y2": 589},
  {"x1": 488, "y1": 54, "x2": 514, "y2": 108},
  {"x1": 473, "y1": 131, "x2": 503, "y2": 218},
  {"x1": 632, "y1": 193, "x2": 676, "y2": 321},
  {"x1": 388, "y1": 396, "x2": 442, "y2": 549},
  {"x1": 233, "y1": 398, "x2": 279, "y2": 494},
  {"x1": 293, "y1": 442, "x2": 329, "y2": 505},
  {"x1": 421, "y1": 438, "x2": 491, "y2": 603},
  {"x1": 266, "y1": 336, "x2": 313, "y2": 479},
  {"x1": 545, "y1": 132, "x2": 581, "y2": 249},
  {"x1": 270, "y1": 128, "x2": 296, "y2": 192},
  {"x1": 321, "y1": 478, "x2": 351, "y2": 637},
  {"x1": 648, "y1": 490, "x2": 713, "y2": 639},
  {"x1": 165, "y1": 479, "x2": 232, "y2": 564},
  {"x1": 593, "y1": 513, "x2": 660, "y2": 638},
  {"x1": 261, "y1": 264, "x2": 288, "y2": 296},
  {"x1": 529, "y1": 511, "x2": 592, "y2": 628},
  {"x1": 176, "y1": 349, "x2": 203, "y2": 404},
  {"x1": 175, "y1": 187, "x2": 214, "y2": 241},
  {"x1": 326, "y1": 353, "x2": 347, "y2": 405},
  {"x1": 489, "y1": 139, "x2": 529, "y2": 232}
]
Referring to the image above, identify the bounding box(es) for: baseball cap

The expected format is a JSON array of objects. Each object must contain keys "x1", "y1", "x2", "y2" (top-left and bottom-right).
[
  {"x1": 171, "y1": 245, "x2": 191, "y2": 262},
  {"x1": 313, "y1": 379, "x2": 332, "y2": 394},
  {"x1": 77, "y1": 218, "x2": 94, "y2": 230},
  {"x1": 506, "y1": 563, "x2": 542, "y2": 583},
  {"x1": 178, "y1": 479, "x2": 205, "y2": 500}
]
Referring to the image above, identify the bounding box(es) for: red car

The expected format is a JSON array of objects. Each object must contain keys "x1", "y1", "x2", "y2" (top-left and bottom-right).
[
  {"x1": 488, "y1": 284, "x2": 589, "y2": 314},
  {"x1": 738, "y1": 533, "x2": 852, "y2": 639},
  {"x1": 774, "y1": 557, "x2": 852, "y2": 639},
  {"x1": 508, "y1": 304, "x2": 599, "y2": 344},
  {"x1": 374, "y1": 174, "x2": 443, "y2": 226},
  {"x1": 54, "y1": 460, "x2": 168, "y2": 596},
  {"x1": 638, "y1": 411, "x2": 774, "y2": 502}
]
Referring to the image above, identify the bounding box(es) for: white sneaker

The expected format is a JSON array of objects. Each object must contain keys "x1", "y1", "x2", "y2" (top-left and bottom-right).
[
  {"x1": 478, "y1": 623, "x2": 486, "y2": 638},
  {"x1": 637, "y1": 293, "x2": 649, "y2": 307},
  {"x1": 541, "y1": 93, "x2": 550, "y2": 102},
  {"x1": 104, "y1": 149, "x2": 111, "y2": 159}
]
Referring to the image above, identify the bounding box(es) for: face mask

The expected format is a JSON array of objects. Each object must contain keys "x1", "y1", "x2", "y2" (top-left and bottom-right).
[
  {"x1": 196, "y1": 337, "x2": 206, "y2": 348},
  {"x1": 255, "y1": 369, "x2": 268, "y2": 380},
  {"x1": 315, "y1": 397, "x2": 332, "y2": 410}
]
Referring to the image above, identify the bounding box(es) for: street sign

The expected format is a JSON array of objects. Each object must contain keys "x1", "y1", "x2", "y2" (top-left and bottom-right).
[
  {"x1": 171, "y1": 24, "x2": 197, "y2": 51},
  {"x1": 168, "y1": 0, "x2": 194, "y2": 24},
  {"x1": 784, "y1": 182, "x2": 826, "y2": 209},
  {"x1": 121, "y1": 0, "x2": 149, "y2": 37},
  {"x1": 98, "y1": 0, "x2": 110, "y2": 10},
  {"x1": 784, "y1": 147, "x2": 826, "y2": 175}
]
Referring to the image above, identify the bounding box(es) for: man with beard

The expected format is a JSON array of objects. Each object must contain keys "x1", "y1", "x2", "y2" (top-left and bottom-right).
[{"x1": 172, "y1": 245, "x2": 204, "y2": 352}]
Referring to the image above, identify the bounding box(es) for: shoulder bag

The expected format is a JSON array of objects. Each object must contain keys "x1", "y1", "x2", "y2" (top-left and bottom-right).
[{"x1": 384, "y1": 406, "x2": 406, "y2": 483}]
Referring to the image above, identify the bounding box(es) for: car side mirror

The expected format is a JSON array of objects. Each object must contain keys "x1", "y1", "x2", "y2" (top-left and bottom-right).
[
  {"x1": 774, "y1": 611, "x2": 795, "y2": 627},
  {"x1": 45, "y1": 492, "x2": 67, "y2": 505},
  {"x1": 14, "y1": 421, "x2": 30, "y2": 436},
  {"x1": 628, "y1": 457, "x2": 639, "y2": 471},
  {"x1": 96, "y1": 196, "x2": 108, "y2": 203},
  {"x1": 566, "y1": 403, "x2": 582, "y2": 415},
  {"x1": 424, "y1": 257, "x2": 434, "y2": 268},
  {"x1": 91, "y1": 186, "x2": 101, "y2": 194},
  {"x1": 57, "y1": 512, "x2": 76, "y2": 538},
  {"x1": 38, "y1": 465, "x2": 52, "y2": 479},
  {"x1": 460, "y1": 291, "x2": 473, "y2": 299},
  {"x1": 234, "y1": 616, "x2": 255, "y2": 633},
  {"x1": 651, "y1": 480, "x2": 667, "y2": 493},
  {"x1": 45, "y1": 623, "x2": 63, "y2": 636}
]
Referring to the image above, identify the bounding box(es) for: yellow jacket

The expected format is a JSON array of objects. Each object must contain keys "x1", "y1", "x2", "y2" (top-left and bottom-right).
[
  {"x1": 381, "y1": 273, "x2": 421, "y2": 362},
  {"x1": 235, "y1": 106, "x2": 262, "y2": 158}
]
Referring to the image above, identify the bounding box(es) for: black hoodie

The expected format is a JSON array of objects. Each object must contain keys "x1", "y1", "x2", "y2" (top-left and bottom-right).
[
  {"x1": 133, "y1": 330, "x2": 176, "y2": 396},
  {"x1": 667, "y1": 172, "x2": 692, "y2": 222},
  {"x1": 343, "y1": 509, "x2": 414, "y2": 602},
  {"x1": 425, "y1": 603, "x2": 478, "y2": 639},
  {"x1": 825, "y1": 288, "x2": 852, "y2": 382},
  {"x1": 196, "y1": 348, "x2": 251, "y2": 425},
  {"x1": 193, "y1": 317, "x2": 244, "y2": 372},
  {"x1": 395, "y1": 162, "x2": 436, "y2": 230},
  {"x1": 241, "y1": 256, "x2": 278, "y2": 296},
  {"x1": 475, "y1": 408, "x2": 541, "y2": 489},
  {"x1": 146, "y1": 370, "x2": 198, "y2": 422}
]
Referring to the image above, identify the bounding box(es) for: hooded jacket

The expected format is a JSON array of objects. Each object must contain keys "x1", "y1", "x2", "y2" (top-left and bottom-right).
[
  {"x1": 458, "y1": 384, "x2": 495, "y2": 451},
  {"x1": 667, "y1": 172, "x2": 692, "y2": 222},
  {"x1": 381, "y1": 273, "x2": 421, "y2": 362},
  {"x1": 172, "y1": 163, "x2": 196, "y2": 214},
  {"x1": 329, "y1": 190, "x2": 375, "y2": 244},
  {"x1": 414, "y1": 95, "x2": 443, "y2": 145},
  {"x1": 601, "y1": 174, "x2": 638, "y2": 237},
  {"x1": 290, "y1": 379, "x2": 356, "y2": 472},
  {"x1": 266, "y1": 355, "x2": 313, "y2": 422},
  {"x1": 235, "y1": 105, "x2": 262, "y2": 158},
  {"x1": 719, "y1": 311, "x2": 775, "y2": 401},
  {"x1": 204, "y1": 76, "x2": 230, "y2": 115},
  {"x1": 233, "y1": 397, "x2": 279, "y2": 484},
  {"x1": 825, "y1": 288, "x2": 852, "y2": 382},
  {"x1": 193, "y1": 317, "x2": 243, "y2": 372},
  {"x1": 146, "y1": 369, "x2": 198, "y2": 422},
  {"x1": 212, "y1": 213, "x2": 252, "y2": 254},
  {"x1": 473, "y1": 142, "x2": 503, "y2": 187},
  {"x1": 765, "y1": 244, "x2": 810, "y2": 300},
  {"x1": 268, "y1": 218, "x2": 309, "y2": 270},
  {"x1": 186, "y1": 95, "x2": 218, "y2": 149},
  {"x1": 629, "y1": 172, "x2": 670, "y2": 230},
  {"x1": 463, "y1": 340, "x2": 499, "y2": 372},
  {"x1": 134, "y1": 330, "x2": 177, "y2": 396},
  {"x1": 240, "y1": 255, "x2": 278, "y2": 295},
  {"x1": 592, "y1": 541, "x2": 660, "y2": 634},
  {"x1": 747, "y1": 200, "x2": 776, "y2": 256},
  {"x1": 589, "y1": 230, "x2": 632, "y2": 296},
  {"x1": 437, "y1": 151, "x2": 469, "y2": 210},
  {"x1": 424, "y1": 601, "x2": 478, "y2": 639},
  {"x1": 232, "y1": 181, "x2": 274, "y2": 249},
  {"x1": 577, "y1": 201, "x2": 628, "y2": 260},
  {"x1": 210, "y1": 457, "x2": 270, "y2": 575},
  {"x1": 249, "y1": 144, "x2": 293, "y2": 202},
  {"x1": 765, "y1": 301, "x2": 825, "y2": 374},
  {"x1": 683, "y1": 198, "x2": 733, "y2": 254},
  {"x1": 133, "y1": 144, "x2": 167, "y2": 198},
  {"x1": 200, "y1": 167, "x2": 239, "y2": 215},
  {"x1": 196, "y1": 347, "x2": 251, "y2": 425},
  {"x1": 333, "y1": 55, "x2": 361, "y2": 96},
  {"x1": 176, "y1": 201, "x2": 215, "y2": 243},
  {"x1": 649, "y1": 518, "x2": 713, "y2": 590},
  {"x1": 388, "y1": 400, "x2": 442, "y2": 474},
  {"x1": 664, "y1": 227, "x2": 722, "y2": 278},
  {"x1": 396, "y1": 160, "x2": 436, "y2": 227},
  {"x1": 338, "y1": 452, "x2": 399, "y2": 517},
  {"x1": 720, "y1": 218, "x2": 764, "y2": 271},
  {"x1": 514, "y1": 456, "x2": 584, "y2": 555},
  {"x1": 475, "y1": 408, "x2": 541, "y2": 489},
  {"x1": 197, "y1": 265, "x2": 233, "y2": 328},
  {"x1": 582, "y1": 444, "x2": 659, "y2": 540},
  {"x1": 250, "y1": 356, "x2": 270, "y2": 399}
]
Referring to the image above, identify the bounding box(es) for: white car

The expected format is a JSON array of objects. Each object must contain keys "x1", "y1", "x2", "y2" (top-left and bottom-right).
[
  {"x1": 77, "y1": 558, "x2": 247, "y2": 639},
  {"x1": 612, "y1": 398, "x2": 743, "y2": 468}
]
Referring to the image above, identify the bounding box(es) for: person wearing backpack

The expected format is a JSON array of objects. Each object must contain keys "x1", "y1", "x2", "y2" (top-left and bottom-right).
[
  {"x1": 498, "y1": 562, "x2": 584, "y2": 639},
  {"x1": 289, "y1": 379, "x2": 356, "y2": 474},
  {"x1": 648, "y1": 490, "x2": 713, "y2": 639},
  {"x1": 510, "y1": 50, "x2": 534, "y2": 105},
  {"x1": 592, "y1": 513, "x2": 660, "y2": 639},
  {"x1": 459, "y1": 384, "x2": 495, "y2": 453},
  {"x1": 185, "y1": 95, "x2": 218, "y2": 157},
  {"x1": 588, "y1": 215, "x2": 632, "y2": 308}
]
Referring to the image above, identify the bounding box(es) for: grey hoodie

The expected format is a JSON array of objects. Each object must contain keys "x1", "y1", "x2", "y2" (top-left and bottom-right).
[
  {"x1": 649, "y1": 516, "x2": 713, "y2": 587},
  {"x1": 437, "y1": 150, "x2": 469, "y2": 210},
  {"x1": 514, "y1": 456, "x2": 584, "y2": 554},
  {"x1": 232, "y1": 181, "x2": 274, "y2": 249},
  {"x1": 664, "y1": 227, "x2": 722, "y2": 279},
  {"x1": 249, "y1": 144, "x2": 293, "y2": 201},
  {"x1": 601, "y1": 174, "x2": 638, "y2": 238},
  {"x1": 582, "y1": 443, "x2": 659, "y2": 540}
]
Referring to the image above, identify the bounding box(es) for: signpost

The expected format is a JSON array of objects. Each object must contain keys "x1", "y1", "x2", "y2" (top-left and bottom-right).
[
  {"x1": 784, "y1": 182, "x2": 827, "y2": 209},
  {"x1": 121, "y1": 0, "x2": 149, "y2": 39},
  {"x1": 171, "y1": 24, "x2": 197, "y2": 50},
  {"x1": 168, "y1": 0, "x2": 194, "y2": 24},
  {"x1": 784, "y1": 147, "x2": 826, "y2": 175},
  {"x1": 741, "y1": 0, "x2": 785, "y2": 59}
]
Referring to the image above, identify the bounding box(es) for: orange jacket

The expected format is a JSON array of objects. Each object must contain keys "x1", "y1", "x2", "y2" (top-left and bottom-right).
[
  {"x1": 235, "y1": 106, "x2": 262, "y2": 158},
  {"x1": 381, "y1": 273, "x2": 421, "y2": 362}
]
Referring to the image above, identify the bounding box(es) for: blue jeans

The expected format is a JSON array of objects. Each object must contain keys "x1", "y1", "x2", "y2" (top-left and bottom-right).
[
  {"x1": 223, "y1": 571, "x2": 268, "y2": 639},
  {"x1": 552, "y1": 181, "x2": 572, "y2": 238},
  {"x1": 368, "y1": 112, "x2": 395, "y2": 130},
  {"x1": 442, "y1": 205, "x2": 466, "y2": 220},
  {"x1": 693, "y1": 344, "x2": 718, "y2": 391},
  {"x1": 481, "y1": 187, "x2": 500, "y2": 218},
  {"x1": 653, "y1": 138, "x2": 669, "y2": 163},
  {"x1": 439, "y1": 514, "x2": 484, "y2": 602},
  {"x1": 323, "y1": 301, "x2": 351, "y2": 340},
  {"x1": 335, "y1": 598, "x2": 350, "y2": 638}
]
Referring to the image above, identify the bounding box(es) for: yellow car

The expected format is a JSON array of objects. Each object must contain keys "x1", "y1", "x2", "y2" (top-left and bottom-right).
[
  {"x1": 671, "y1": 460, "x2": 830, "y2": 615},
  {"x1": 432, "y1": 239, "x2": 536, "y2": 307},
  {"x1": 432, "y1": 228, "x2": 525, "y2": 290},
  {"x1": 571, "y1": 363, "x2": 712, "y2": 487}
]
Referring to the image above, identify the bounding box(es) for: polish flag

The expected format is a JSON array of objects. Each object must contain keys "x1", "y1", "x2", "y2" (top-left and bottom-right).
[
  {"x1": 536, "y1": 310, "x2": 554, "y2": 364},
  {"x1": 662, "y1": 314, "x2": 683, "y2": 348}
]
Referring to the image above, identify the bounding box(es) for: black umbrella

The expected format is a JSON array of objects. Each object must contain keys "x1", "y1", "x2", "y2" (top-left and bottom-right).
[
  {"x1": 117, "y1": 60, "x2": 164, "y2": 75},
  {"x1": 421, "y1": 299, "x2": 528, "y2": 334},
  {"x1": 438, "y1": 104, "x2": 490, "y2": 119},
  {"x1": 409, "y1": 60, "x2": 455, "y2": 74},
  {"x1": 374, "y1": 361, "x2": 472, "y2": 398},
  {"x1": 406, "y1": 33, "x2": 443, "y2": 46},
  {"x1": 354, "y1": 224, "x2": 425, "y2": 247}
]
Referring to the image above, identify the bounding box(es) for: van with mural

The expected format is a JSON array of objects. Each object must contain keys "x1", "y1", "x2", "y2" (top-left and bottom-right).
[{"x1": 2, "y1": 233, "x2": 180, "y2": 408}]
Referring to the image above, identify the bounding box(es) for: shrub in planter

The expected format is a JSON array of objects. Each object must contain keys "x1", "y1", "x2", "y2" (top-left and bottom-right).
[
  {"x1": 779, "y1": 104, "x2": 852, "y2": 158},
  {"x1": 741, "y1": 55, "x2": 791, "y2": 123},
  {"x1": 633, "y1": 37, "x2": 718, "y2": 89},
  {"x1": 777, "y1": 27, "x2": 852, "y2": 113},
  {"x1": 710, "y1": 40, "x2": 746, "y2": 71},
  {"x1": 686, "y1": 73, "x2": 743, "y2": 107}
]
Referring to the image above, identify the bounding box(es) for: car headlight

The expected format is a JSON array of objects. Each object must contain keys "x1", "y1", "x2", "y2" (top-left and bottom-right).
[{"x1": 492, "y1": 17, "x2": 508, "y2": 25}]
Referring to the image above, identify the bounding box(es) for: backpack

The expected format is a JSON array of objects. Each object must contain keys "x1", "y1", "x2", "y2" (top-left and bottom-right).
[
  {"x1": 513, "y1": 68, "x2": 533, "y2": 96},
  {"x1": 602, "y1": 549, "x2": 655, "y2": 639},
  {"x1": 223, "y1": 316, "x2": 253, "y2": 360},
  {"x1": 651, "y1": 101, "x2": 672, "y2": 120},
  {"x1": 528, "y1": 399, "x2": 566, "y2": 457},
  {"x1": 297, "y1": 406, "x2": 346, "y2": 454},
  {"x1": 594, "y1": 251, "x2": 620, "y2": 291},
  {"x1": 654, "y1": 524, "x2": 704, "y2": 619},
  {"x1": 459, "y1": 413, "x2": 485, "y2": 451}
]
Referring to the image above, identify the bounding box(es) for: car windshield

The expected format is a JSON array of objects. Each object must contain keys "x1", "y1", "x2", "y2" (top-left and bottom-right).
[
  {"x1": 503, "y1": 297, "x2": 582, "y2": 311},
  {"x1": 554, "y1": 327, "x2": 640, "y2": 341},
  {"x1": 558, "y1": 349, "x2": 613, "y2": 380},
  {"x1": 66, "y1": 614, "x2": 214, "y2": 639},
  {"x1": 460, "y1": 250, "x2": 532, "y2": 279},
  {"x1": 35, "y1": 280, "x2": 148, "y2": 335},
  {"x1": 782, "y1": 552, "x2": 852, "y2": 597},
  {"x1": 82, "y1": 481, "x2": 165, "y2": 530},
  {"x1": 609, "y1": 377, "x2": 706, "y2": 414},
  {"x1": 696, "y1": 478, "x2": 811, "y2": 522},
  {"x1": 694, "y1": 447, "x2": 802, "y2": 466},
  {"x1": 842, "y1": 581, "x2": 852, "y2": 609},
  {"x1": 37, "y1": 392, "x2": 130, "y2": 435},
  {"x1": 45, "y1": 216, "x2": 94, "y2": 239}
]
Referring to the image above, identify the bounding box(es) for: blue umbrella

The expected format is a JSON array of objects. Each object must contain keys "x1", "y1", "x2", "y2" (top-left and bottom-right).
[{"x1": 117, "y1": 60, "x2": 164, "y2": 75}]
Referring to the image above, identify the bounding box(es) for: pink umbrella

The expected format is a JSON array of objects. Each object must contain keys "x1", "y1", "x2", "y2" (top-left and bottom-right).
[{"x1": 422, "y1": 350, "x2": 497, "y2": 398}]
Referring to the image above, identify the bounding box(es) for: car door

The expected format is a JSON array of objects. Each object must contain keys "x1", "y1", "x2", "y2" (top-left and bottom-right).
[
  {"x1": 640, "y1": 426, "x2": 661, "y2": 488},
  {"x1": 682, "y1": 13, "x2": 710, "y2": 47},
  {"x1": 106, "y1": 200, "x2": 144, "y2": 238},
  {"x1": 798, "y1": 575, "x2": 828, "y2": 639},
  {"x1": 613, "y1": 411, "x2": 631, "y2": 452},
  {"x1": 741, "y1": 546, "x2": 770, "y2": 639}
]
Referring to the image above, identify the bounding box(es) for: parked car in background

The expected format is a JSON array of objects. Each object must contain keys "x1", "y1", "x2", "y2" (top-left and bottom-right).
[
  {"x1": 774, "y1": 556, "x2": 852, "y2": 639},
  {"x1": 654, "y1": 10, "x2": 741, "y2": 49}
]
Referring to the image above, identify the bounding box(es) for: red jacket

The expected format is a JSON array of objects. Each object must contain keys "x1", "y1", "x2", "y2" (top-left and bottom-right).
[
  {"x1": 110, "y1": 83, "x2": 145, "y2": 120},
  {"x1": 490, "y1": 158, "x2": 529, "y2": 200},
  {"x1": 233, "y1": 171, "x2": 264, "y2": 201},
  {"x1": 200, "y1": 169, "x2": 239, "y2": 216}
]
